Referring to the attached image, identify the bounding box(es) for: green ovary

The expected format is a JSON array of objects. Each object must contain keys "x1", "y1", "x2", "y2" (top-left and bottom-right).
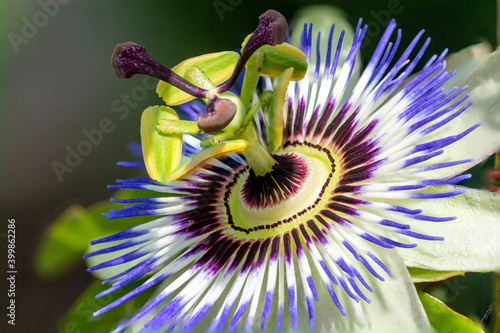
[{"x1": 225, "y1": 144, "x2": 342, "y2": 240}]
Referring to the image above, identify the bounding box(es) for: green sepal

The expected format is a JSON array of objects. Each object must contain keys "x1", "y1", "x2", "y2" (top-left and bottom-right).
[
  {"x1": 408, "y1": 267, "x2": 465, "y2": 283},
  {"x1": 418, "y1": 291, "x2": 485, "y2": 333},
  {"x1": 156, "y1": 51, "x2": 239, "y2": 106},
  {"x1": 141, "y1": 105, "x2": 182, "y2": 182}
]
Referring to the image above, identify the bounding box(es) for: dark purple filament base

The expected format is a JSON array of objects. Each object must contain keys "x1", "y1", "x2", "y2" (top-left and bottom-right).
[{"x1": 241, "y1": 153, "x2": 308, "y2": 208}]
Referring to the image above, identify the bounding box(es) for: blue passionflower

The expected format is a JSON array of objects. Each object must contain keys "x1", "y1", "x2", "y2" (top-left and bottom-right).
[{"x1": 85, "y1": 7, "x2": 500, "y2": 333}]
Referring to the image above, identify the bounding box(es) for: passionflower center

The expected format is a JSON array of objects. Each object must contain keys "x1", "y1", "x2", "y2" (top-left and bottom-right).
[{"x1": 224, "y1": 141, "x2": 342, "y2": 238}]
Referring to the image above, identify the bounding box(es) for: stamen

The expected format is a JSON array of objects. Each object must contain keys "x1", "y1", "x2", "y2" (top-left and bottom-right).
[
  {"x1": 111, "y1": 42, "x2": 208, "y2": 99},
  {"x1": 198, "y1": 97, "x2": 237, "y2": 132},
  {"x1": 217, "y1": 9, "x2": 288, "y2": 93}
]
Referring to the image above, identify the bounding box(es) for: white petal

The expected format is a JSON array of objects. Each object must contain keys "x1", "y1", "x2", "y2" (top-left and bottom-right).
[
  {"x1": 442, "y1": 42, "x2": 492, "y2": 90},
  {"x1": 389, "y1": 185, "x2": 500, "y2": 272},
  {"x1": 85, "y1": 241, "x2": 146, "y2": 281},
  {"x1": 410, "y1": 46, "x2": 500, "y2": 179},
  {"x1": 311, "y1": 246, "x2": 433, "y2": 332}
]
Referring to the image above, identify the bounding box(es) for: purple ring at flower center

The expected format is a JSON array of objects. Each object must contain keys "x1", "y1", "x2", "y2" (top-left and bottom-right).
[{"x1": 241, "y1": 153, "x2": 308, "y2": 208}]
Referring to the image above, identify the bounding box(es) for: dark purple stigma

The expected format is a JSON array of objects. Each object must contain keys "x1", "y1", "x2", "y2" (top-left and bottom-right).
[
  {"x1": 216, "y1": 9, "x2": 288, "y2": 93},
  {"x1": 198, "y1": 97, "x2": 237, "y2": 132},
  {"x1": 245, "y1": 10, "x2": 288, "y2": 54},
  {"x1": 111, "y1": 42, "x2": 208, "y2": 99}
]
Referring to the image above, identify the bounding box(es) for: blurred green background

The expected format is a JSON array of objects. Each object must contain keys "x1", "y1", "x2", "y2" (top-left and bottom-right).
[{"x1": 1, "y1": 0, "x2": 497, "y2": 332}]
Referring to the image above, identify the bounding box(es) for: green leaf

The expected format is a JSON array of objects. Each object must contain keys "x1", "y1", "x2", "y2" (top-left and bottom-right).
[
  {"x1": 34, "y1": 204, "x2": 101, "y2": 279},
  {"x1": 408, "y1": 267, "x2": 465, "y2": 283},
  {"x1": 59, "y1": 279, "x2": 152, "y2": 333},
  {"x1": 34, "y1": 189, "x2": 156, "y2": 279},
  {"x1": 418, "y1": 292, "x2": 485, "y2": 333}
]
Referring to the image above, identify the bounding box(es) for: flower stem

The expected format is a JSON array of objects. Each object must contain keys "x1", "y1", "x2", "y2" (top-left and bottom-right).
[
  {"x1": 496, "y1": 272, "x2": 500, "y2": 332},
  {"x1": 240, "y1": 125, "x2": 276, "y2": 176},
  {"x1": 495, "y1": 152, "x2": 500, "y2": 332},
  {"x1": 495, "y1": 152, "x2": 500, "y2": 187}
]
